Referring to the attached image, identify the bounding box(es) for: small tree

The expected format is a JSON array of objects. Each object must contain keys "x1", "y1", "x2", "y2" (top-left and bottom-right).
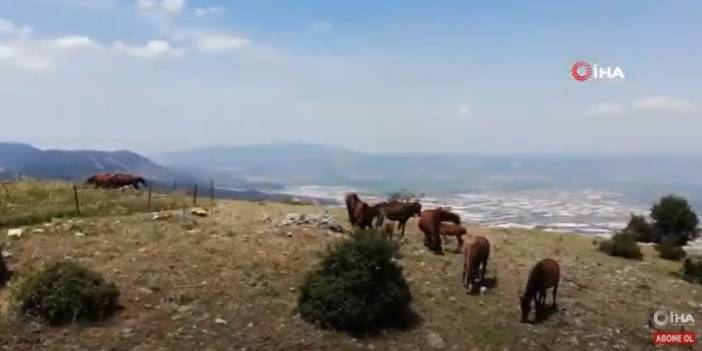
[
  {"x1": 650, "y1": 195, "x2": 699, "y2": 245},
  {"x1": 682, "y1": 256, "x2": 702, "y2": 285},
  {"x1": 656, "y1": 235, "x2": 687, "y2": 261},
  {"x1": 298, "y1": 230, "x2": 414, "y2": 334},
  {"x1": 14, "y1": 261, "x2": 120, "y2": 325},
  {"x1": 624, "y1": 214, "x2": 655, "y2": 243},
  {"x1": 598, "y1": 231, "x2": 643, "y2": 260}
]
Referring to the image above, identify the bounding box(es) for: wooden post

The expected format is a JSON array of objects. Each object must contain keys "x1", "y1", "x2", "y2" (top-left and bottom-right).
[
  {"x1": 210, "y1": 180, "x2": 215, "y2": 203},
  {"x1": 193, "y1": 184, "x2": 198, "y2": 206},
  {"x1": 147, "y1": 186, "x2": 152, "y2": 210},
  {"x1": 73, "y1": 185, "x2": 81, "y2": 216},
  {"x1": 17, "y1": 172, "x2": 22, "y2": 181}
]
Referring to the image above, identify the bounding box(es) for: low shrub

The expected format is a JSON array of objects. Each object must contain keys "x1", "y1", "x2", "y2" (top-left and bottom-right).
[
  {"x1": 14, "y1": 261, "x2": 120, "y2": 325},
  {"x1": 298, "y1": 230, "x2": 414, "y2": 334},
  {"x1": 682, "y1": 256, "x2": 702, "y2": 284},
  {"x1": 655, "y1": 235, "x2": 687, "y2": 261},
  {"x1": 598, "y1": 231, "x2": 643, "y2": 260}
]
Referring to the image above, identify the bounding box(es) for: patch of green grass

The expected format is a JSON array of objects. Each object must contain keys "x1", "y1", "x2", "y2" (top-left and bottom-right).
[{"x1": 0, "y1": 181, "x2": 189, "y2": 228}]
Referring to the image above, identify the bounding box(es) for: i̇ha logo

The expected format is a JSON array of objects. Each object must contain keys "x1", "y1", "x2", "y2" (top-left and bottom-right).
[
  {"x1": 653, "y1": 310, "x2": 696, "y2": 327},
  {"x1": 571, "y1": 61, "x2": 625, "y2": 81}
]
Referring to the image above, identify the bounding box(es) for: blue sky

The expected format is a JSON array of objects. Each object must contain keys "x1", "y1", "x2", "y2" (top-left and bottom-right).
[{"x1": 0, "y1": 0, "x2": 700, "y2": 155}]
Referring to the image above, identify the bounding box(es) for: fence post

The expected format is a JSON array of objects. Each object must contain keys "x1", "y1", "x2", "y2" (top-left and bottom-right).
[
  {"x1": 193, "y1": 184, "x2": 198, "y2": 206},
  {"x1": 73, "y1": 185, "x2": 81, "y2": 216},
  {"x1": 147, "y1": 186, "x2": 152, "y2": 210},
  {"x1": 18, "y1": 172, "x2": 22, "y2": 181},
  {"x1": 210, "y1": 180, "x2": 215, "y2": 203}
]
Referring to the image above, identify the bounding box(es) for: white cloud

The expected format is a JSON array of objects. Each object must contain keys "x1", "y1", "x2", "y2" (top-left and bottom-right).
[
  {"x1": 633, "y1": 96, "x2": 694, "y2": 113},
  {"x1": 0, "y1": 18, "x2": 33, "y2": 37},
  {"x1": 312, "y1": 21, "x2": 333, "y2": 31},
  {"x1": 585, "y1": 103, "x2": 624, "y2": 117},
  {"x1": 194, "y1": 6, "x2": 222, "y2": 17},
  {"x1": 137, "y1": 0, "x2": 185, "y2": 15},
  {"x1": 458, "y1": 105, "x2": 471, "y2": 117},
  {"x1": 50, "y1": 36, "x2": 100, "y2": 50},
  {"x1": 0, "y1": 44, "x2": 54, "y2": 72},
  {"x1": 195, "y1": 34, "x2": 251, "y2": 53},
  {"x1": 112, "y1": 40, "x2": 181, "y2": 59}
]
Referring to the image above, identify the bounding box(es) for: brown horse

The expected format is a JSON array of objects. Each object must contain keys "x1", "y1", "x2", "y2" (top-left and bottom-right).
[
  {"x1": 377, "y1": 201, "x2": 422, "y2": 239},
  {"x1": 345, "y1": 193, "x2": 360, "y2": 225},
  {"x1": 463, "y1": 236, "x2": 490, "y2": 294},
  {"x1": 85, "y1": 173, "x2": 113, "y2": 187},
  {"x1": 352, "y1": 201, "x2": 382, "y2": 230},
  {"x1": 108, "y1": 173, "x2": 147, "y2": 189},
  {"x1": 520, "y1": 258, "x2": 560, "y2": 323},
  {"x1": 418, "y1": 208, "x2": 461, "y2": 254},
  {"x1": 440, "y1": 223, "x2": 468, "y2": 252}
]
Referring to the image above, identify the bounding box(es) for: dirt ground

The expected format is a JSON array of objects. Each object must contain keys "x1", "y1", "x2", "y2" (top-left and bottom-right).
[{"x1": 1, "y1": 200, "x2": 701, "y2": 351}]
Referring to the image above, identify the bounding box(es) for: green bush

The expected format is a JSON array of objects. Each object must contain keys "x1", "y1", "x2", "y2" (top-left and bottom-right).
[
  {"x1": 598, "y1": 231, "x2": 643, "y2": 260},
  {"x1": 682, "y1": 256, "x2": 702, "y2": 284},
  {"x1": 298, "y1": 230, "x2": 414, "y2": 334},
  {"x1": 650, "y1": 195, "x2": 700, "y2": 246},
  {"x1": 655, "y1": 235, "x2": 687, "y2": 261},
  {"x1": 624, "y1": 214, "x2": 655, "y2": 243},
  {"x1": 14, "y1": 261, "x2": 120, "y2": 325}
]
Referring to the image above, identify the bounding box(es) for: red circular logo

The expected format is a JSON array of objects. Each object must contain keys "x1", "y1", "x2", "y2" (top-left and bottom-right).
[{"x1": 571, "y1": 61, "x2": 592, "y2": 81}]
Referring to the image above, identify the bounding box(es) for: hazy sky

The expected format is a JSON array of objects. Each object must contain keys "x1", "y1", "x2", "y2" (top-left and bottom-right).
[{"x1": 0, "y1": 0, "x2": 700, "y2": 155}]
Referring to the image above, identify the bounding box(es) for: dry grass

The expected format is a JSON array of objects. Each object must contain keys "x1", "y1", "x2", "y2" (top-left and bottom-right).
[
  {"x1": 0, "y1": 180, "x2": 189, "y2": 228},
  {"x1": 0, "y1": 195, "x2": 700, "y2": 350}
]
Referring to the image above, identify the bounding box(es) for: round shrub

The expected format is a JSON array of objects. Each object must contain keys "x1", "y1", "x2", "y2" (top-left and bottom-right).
[
  {"x1": 14, "y1": 261, "x2": 120, "y2": 325},
  {"x1": 298, "y1": 230, "x2": 413, "y2": 334},
  {"x1": 598, "y1": 231, "x2": 643, "y2": 260},
  {"x1": 682, "y1": 256, "x2": 702, "y2": 284},
  {"x1": 655, "y1": 235, "x2": 687, "y2": 261}
]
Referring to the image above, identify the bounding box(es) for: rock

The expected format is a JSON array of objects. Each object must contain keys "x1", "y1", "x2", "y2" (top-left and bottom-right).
[
  {"x1": 137, "y1": 287, "x2": 154, "y2": 295},
  {"x1": 214, "y1": 318, "x2": 228, "y2": 325},
  {"x1": 1, "y1": 250, "x2": 12, "y2": 259},
  {"x1": 261, "y1": 215, "x2": 272, "y2": 223},
  {"x1": 74, "y1": 232, "x2": 86, "y2": 238},
  {"x1": 480, "y1": 286, "x2": 488, "y2": 294},
  {"x1": 191, "y1": 207, "x2": 209, "y2": 217},
  {"x1": 7, "y1": 228, "x2": 23, "y2": 239},
  {"x1": 286, "y1": 232, "x2": 293, "y2": 237},
  {"x1": 176, "y1": 305, "x2": 192, "y2": 314},
  {"x1": 32, "y1": 228, "x2": 45, "y2": 234},
  {"x1": 153, "y1": 212, "x2": 173, "y2": 220},
  {"x1": 426, "y1": 331, "x2": 446, "y2": 349}
]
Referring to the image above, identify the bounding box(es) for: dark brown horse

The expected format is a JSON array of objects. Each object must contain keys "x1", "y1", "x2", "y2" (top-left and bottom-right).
[
  {"x1": 377, "y1": 201, "x2": 422, "y2": 239},
  {"x1": 85, "y1": 173, "x2": 113, "y2": 188},
  {"x1": 418, "y1": 208, "x2": 461, "y2": 254},
  {"x1": 345, "y1": 193, "x2": 360, "y2": 225},
  {"x1": 440, "y1": 223, "x2": 468, "y2": 252},
  {"x1": 352, "y1": 201, "x2": 382, "y2": 230},
  {"x1": 520, "y1": 258, "x2": 560, "y2": 323},
  {"x1": 463, "y1": 236, "x2": 490, "y2": 294},
  {"x1": 86, "y1": 173, "x2": 146, "y2": 189}
]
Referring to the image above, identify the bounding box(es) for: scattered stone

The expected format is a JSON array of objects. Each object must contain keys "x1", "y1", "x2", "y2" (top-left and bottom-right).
[
  {"x1": 74, "y1": 232, "x2": 86, "y2": 238},
  {"x1": 426, "y1": 331, "x2": 446, "y2": 349},
  {"x1": 191, "y1": 208, "x2": 209, "y2": 217},
  {"x1": 32, "y1": 228, "x2": 45, "y2": 234},
  {"x1": 153, "y1": 212, "x2": 173, "y2": 220},
  {"x1": 1, "y1": 250, "x2": 12, "y2": 259},
  {"x1": 214, "y1": 318, "x2": 228, "y2": 325},
  {"x1": 176, "y1": 305, "x2": 192, "y2": 314},
  {"x1": 261, "y1": 214, "x2": 272, "y2": 224},
  {"x1": 7, "y1": 228, "x2": 23, "y2": 239},
  {"x1": 286, "y1": 232, "x2": 293, "y2": 238},
  {"x1": 137, "y1": 287, "x2": 154, "y2": 295}
]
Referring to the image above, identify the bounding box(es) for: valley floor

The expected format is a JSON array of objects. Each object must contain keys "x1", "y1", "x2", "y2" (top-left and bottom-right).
[{"x1": 1, "y1": 200, "x2": 700, "y2": 350}]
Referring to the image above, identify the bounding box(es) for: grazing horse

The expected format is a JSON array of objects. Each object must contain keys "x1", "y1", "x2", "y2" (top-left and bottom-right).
[
  {"x1": 418, "y1": 208, "x2": 461, "y2": 254},
  {"x1": 440, "y1": 223, "x2": 468, "y2": 252},
  {"x1": 463, "y1": 236, "x2": 490, "y2": 294},
  {"x1": 377, "y1": 201, "x2": 422, "y2": 239},
  {"x1": 345, "y1": 193, "x2": 360, "y2": 225},
  {"x1": 108, "y1": 173, "x2": 147, "y2": 189},
  {"x1": 352, "y1": 201, "x2": 382, "y2": 230},
  {"x1": 520, "y1": 258, "x2": 560, "y2": 323},
  {"x1": 85, "y1": 173, "x2": 113, "y2": 188}
]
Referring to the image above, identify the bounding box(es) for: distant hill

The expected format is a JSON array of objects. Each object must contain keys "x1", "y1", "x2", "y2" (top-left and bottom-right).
[
  {"x1": 0, "y1": 142, "x2": 179, "y2": 182},
  {"x1": 161, "y1": 143, "x2": 702, "y2": 208}
]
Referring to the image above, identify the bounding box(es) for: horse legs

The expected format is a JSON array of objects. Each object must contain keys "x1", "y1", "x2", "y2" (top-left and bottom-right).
[
  {"x1": 399, "y1": 220, "x2": 407, "y2": 239},
  {"x1": 552, "y1": 285, "x2": 558, "y2": 310},
  {"x1": 480, "y1": 260, "x2": 487, "y2": 286}
]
